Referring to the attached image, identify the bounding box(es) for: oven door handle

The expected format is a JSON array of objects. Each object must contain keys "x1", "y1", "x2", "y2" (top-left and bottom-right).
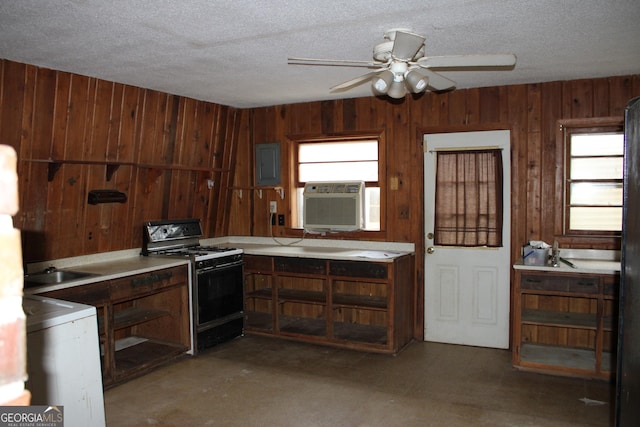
[{"x1": 196, "y1": 260, "x2": 244, "y2": 274}]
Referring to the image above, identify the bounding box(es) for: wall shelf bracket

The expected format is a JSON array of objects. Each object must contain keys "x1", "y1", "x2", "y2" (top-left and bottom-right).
[
  {"x1": 106, "y1": 164, "x2": 120, "y2": 181},
  {"x1": 47, "y1": 162, "x2": 62, "y2": 182}
]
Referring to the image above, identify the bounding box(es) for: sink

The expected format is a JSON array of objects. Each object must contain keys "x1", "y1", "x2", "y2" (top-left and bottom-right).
[{"x1": 24, "y1": 270, "x2": 97, "y2": 287}]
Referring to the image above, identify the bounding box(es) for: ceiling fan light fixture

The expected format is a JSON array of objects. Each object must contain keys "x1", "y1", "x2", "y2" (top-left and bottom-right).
[
  {"x1": 372, "y1": 70, "x2": 394, "y2": 94},
  {"x1": 387, "y1": 80, "x2": 407, "y2": 99},
  {"x1": 405, "y1": 70, "x2": 428, "y2": 93}
]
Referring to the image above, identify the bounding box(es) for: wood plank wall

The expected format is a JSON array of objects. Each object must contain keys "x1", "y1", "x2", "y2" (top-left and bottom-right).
[
  {"x1": 2, "y1": 56, "x2": 638, "y2": 338},
  {"x1": 0, "y1": 59, "x2": 241, "y2": 263},
  {"x1": 230, "y1": 74, "x2": 640, "y2": 337}
]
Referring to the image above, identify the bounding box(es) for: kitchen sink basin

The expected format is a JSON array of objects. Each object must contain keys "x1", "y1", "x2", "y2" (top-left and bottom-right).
[{"x1": 24, "y1": 270, "x2": 97, "y2": 287}]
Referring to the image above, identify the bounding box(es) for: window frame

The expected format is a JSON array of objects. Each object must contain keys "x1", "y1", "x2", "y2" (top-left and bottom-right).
[
  {"x1": 559, "y1": 117, "x2": 624, "y2": 238},
  {"x1": 288, "y1": 131, "x2": 386, "y2": 234}
]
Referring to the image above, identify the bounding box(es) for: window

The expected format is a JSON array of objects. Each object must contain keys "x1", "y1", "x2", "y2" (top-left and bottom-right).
[
  {"x1": 563, "y1": 121, "x2": 624, "y2": 234},
  {"x1": 293, "y1": 136, "x2": 381, "y2": 231},
  {"x1": 434, "y1": 149, "x2": 503, "y2": 247}
]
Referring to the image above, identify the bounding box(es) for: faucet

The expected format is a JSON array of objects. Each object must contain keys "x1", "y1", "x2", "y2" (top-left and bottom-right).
[
  {"x1": 42, "y1": 266, "x2": 57, "y2": 274},
  {"x1": 551, "y1": 240, "x2": 560, "y2": 267}
]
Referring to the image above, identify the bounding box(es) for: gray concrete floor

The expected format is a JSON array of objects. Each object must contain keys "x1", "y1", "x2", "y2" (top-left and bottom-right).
[{"x1": 104, "y1": 335, "x2": 614, "y2": 426}]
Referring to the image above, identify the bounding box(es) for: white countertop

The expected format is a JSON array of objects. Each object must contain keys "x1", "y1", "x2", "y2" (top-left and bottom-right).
[
  {"x1": 25, "y1": 255, "x2": 189, "y2": 295},
  {"x1": 513, "y1": 248, "x2": 620, "y2": 275},
  {"x1": 201, "y1": 236, "x2": 415, "y2": 262},
  {"x1": 24, "y1": 236, "x2": 415, "y2": 294}
]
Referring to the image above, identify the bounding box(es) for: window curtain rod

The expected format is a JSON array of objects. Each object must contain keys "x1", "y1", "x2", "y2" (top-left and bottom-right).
[{"x1": 426, "y1": 146, "x2": 503, "y2": 154}]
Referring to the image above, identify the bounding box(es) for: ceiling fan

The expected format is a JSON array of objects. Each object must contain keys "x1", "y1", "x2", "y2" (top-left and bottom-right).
[{"x1": 288, "y1": 29, "x2": 516, "y2": 99}]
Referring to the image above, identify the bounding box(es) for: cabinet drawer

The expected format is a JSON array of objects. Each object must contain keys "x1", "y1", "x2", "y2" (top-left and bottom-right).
[
  {"x1": 110, "y1": 266, "x2": 187, "y2": 300},
  {"x1": 41, "y1": 281, "x2": 110, "y2": 304},
  {"x1": 521, "y1": 274, "x2": 599, "y2": 294},
  {"x1": 329, "y1": 260, "x2": 388, "y2": 279},
  {"x1": 244, "y1": 255, "x2": 273, "y2": 272},
  {"x1": 274, "y1": 257, "x2": 326, "y2": 275}
]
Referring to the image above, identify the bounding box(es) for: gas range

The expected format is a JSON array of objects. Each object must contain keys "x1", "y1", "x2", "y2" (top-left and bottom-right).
[
  {"x1": 141, "y1": 218, "x2": 243, "y2": 264},
  {"x1": 141, "y1": 218, "x2": 245, "y2": 353}
]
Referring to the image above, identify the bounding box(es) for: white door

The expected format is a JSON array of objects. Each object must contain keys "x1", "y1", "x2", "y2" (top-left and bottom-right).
[{"x1": 423, "y1": 130, "x2": 510, "y2": 349}]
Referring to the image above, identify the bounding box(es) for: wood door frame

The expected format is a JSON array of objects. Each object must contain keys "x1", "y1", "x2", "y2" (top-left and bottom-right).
[{"x1": 414, "y1": 123, "x2": 516, "y2": 341}]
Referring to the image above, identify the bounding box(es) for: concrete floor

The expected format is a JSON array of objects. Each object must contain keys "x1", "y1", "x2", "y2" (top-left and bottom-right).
[{"x1": 104, "y1": 336, "x2": 614, "y2": 426}]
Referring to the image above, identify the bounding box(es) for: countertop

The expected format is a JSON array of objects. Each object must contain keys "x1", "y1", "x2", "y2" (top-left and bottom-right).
[
  {"x1": 214, "y1": 244, "x2": 411, "y2": 261},
  {"x1": 201, "y1": 236, "x2": 415, "y2": 262},
  {"x1": 513, "y1": 248, "x2": 620, "y2": 275},
  {"x1": 25, "y1": 255, "x2": 189, "y2": 295},
  {"x1": 24, "y1": 236, "x2": 415, "y2": 294}
]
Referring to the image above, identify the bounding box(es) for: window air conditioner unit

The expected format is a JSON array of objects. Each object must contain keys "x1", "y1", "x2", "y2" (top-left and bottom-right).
[{"x1": 303, "y1": 181, "x2": 365, "y2": 232}]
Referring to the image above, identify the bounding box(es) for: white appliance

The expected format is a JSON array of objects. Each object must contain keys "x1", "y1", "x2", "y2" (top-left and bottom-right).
[
  {"x1": 303, "y1": 181, "x2": 365, "y2": 232},
  {"x1": 23, "y1": 295, "x2": 105, "y2": 427}
]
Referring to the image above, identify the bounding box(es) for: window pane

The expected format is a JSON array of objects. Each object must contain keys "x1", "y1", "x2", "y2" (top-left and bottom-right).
[
  {"x1": 571, "y1": 133, "x2": 624, "y2": 156},
  {"x1": 570, "y1": 207, "x2": 622, "y2": 231},
  {"x1": 570, "y1": 157, "x2": 623, "y2": 179},
  {"x1": 299, "y1": 141, "x2": 378, "y2": 162},
  {"x1": 570, "y1": 182, "x2": 623, "y2": 205},
  {"x1": 299, "y1": 161, "x2": 378, "y2": 182}
]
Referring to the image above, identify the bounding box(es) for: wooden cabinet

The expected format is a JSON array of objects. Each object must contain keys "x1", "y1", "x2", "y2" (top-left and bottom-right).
[
  {"x1": 40, "y1": 265, "x2": 190, "y2": 388},
  {"x1": 244, "y1": 254, "x2": 414, "y2": 354},
  {"x1": 512, "y1": 268, "x2": 619, "y2": 379}
]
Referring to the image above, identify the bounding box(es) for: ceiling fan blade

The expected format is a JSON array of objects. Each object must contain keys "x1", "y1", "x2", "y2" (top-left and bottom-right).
[
  {"x1": 417, "y1": 54, "x2": 517, "y2": 69},
  {"x1": 330, "y1": 70, "x2": 386, "y2": 92},
  {"x1": 417, "y1": 69, "x2": 457, "y2": 91},
  {"x1": 391, "y1": 30, "x2": 426, "y2": 61},
  {"x1": 288, "y1": 57, "x2": 382, "y2": 68}
]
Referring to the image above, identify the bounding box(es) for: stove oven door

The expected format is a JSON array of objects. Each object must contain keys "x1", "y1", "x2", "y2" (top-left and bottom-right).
[{"x1": 195, "y1": 261, "x2": 244, "y2": 329}]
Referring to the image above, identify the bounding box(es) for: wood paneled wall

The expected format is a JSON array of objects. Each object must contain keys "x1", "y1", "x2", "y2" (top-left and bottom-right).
[
  {"x1": 229, "y1": 74, "x2": 640, "y2": 337},
  {"x1": 0, "y1": 59, "x2": 241, "y2": 263},
  {"x1": 3, "y1": 56, "x2": 638, "y2": 337}
]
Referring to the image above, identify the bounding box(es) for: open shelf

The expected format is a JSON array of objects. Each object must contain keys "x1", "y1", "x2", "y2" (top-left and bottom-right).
[
  {"x1": 279, "y1": 315, "x2": 326, "y2": 337},
  {"x1": 522, "y1": 309, "x2": 597, "y2": 329},
  {"x1": 113, "y1": 336, "x2": 187, "y2": 376},
  {"x1": 23, "y1": 158, "x2": 227, "y2": 182},
  {"x1": 333, "y1": 322, "x2": 387, "y2": 345},
  {"x1": 513, "y1": 269, "x2": 619, "y2": 379},
  {"x1": 243, "y1": 253, "x2": 414, "y2": 354},
  {"x1": 246, "y1": 287, "x2": 273, "y2": 299},
  {"x1": 112, "y1": 307, "x2": 169, "y2": 330},
  {"x1": 278, "y1": 288, "x2": 326, "y2": 305},
  {"x1": 520, "y1": 343, "x2": 595, "y2": 371},
  {"x1": 333, "y1": 294, "x2": 387, "y2": 310}
]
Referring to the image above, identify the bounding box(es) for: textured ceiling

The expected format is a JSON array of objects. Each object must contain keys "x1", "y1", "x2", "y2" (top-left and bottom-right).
[{"x1": 0, "y1": 0, "x2": 639, "y2": 108}]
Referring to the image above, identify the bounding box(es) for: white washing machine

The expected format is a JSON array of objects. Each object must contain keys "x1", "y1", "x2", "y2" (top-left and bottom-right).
[{"x1": 23, "y1": 295, "x2": 105, "y2": 427}]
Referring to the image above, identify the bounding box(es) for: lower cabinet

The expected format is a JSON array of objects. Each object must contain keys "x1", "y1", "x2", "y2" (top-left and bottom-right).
[
  {"x1": 40, "y1": 265, "x2": 190, "y2": 388},
  {"x1": 244, "y1": 254, "x2": 415, "y2": 354},
  {"x1": 512, "y1": 268, "x2": 619, "y2": 380}
]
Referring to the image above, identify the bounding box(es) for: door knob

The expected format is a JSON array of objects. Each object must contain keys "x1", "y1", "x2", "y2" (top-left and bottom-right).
[
  {"x1": 427, "y1": 232, "x2": 434, "y2": 240},
  {"x1": 427, "y1": 247, "x2": 435, "y2": 254}
]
